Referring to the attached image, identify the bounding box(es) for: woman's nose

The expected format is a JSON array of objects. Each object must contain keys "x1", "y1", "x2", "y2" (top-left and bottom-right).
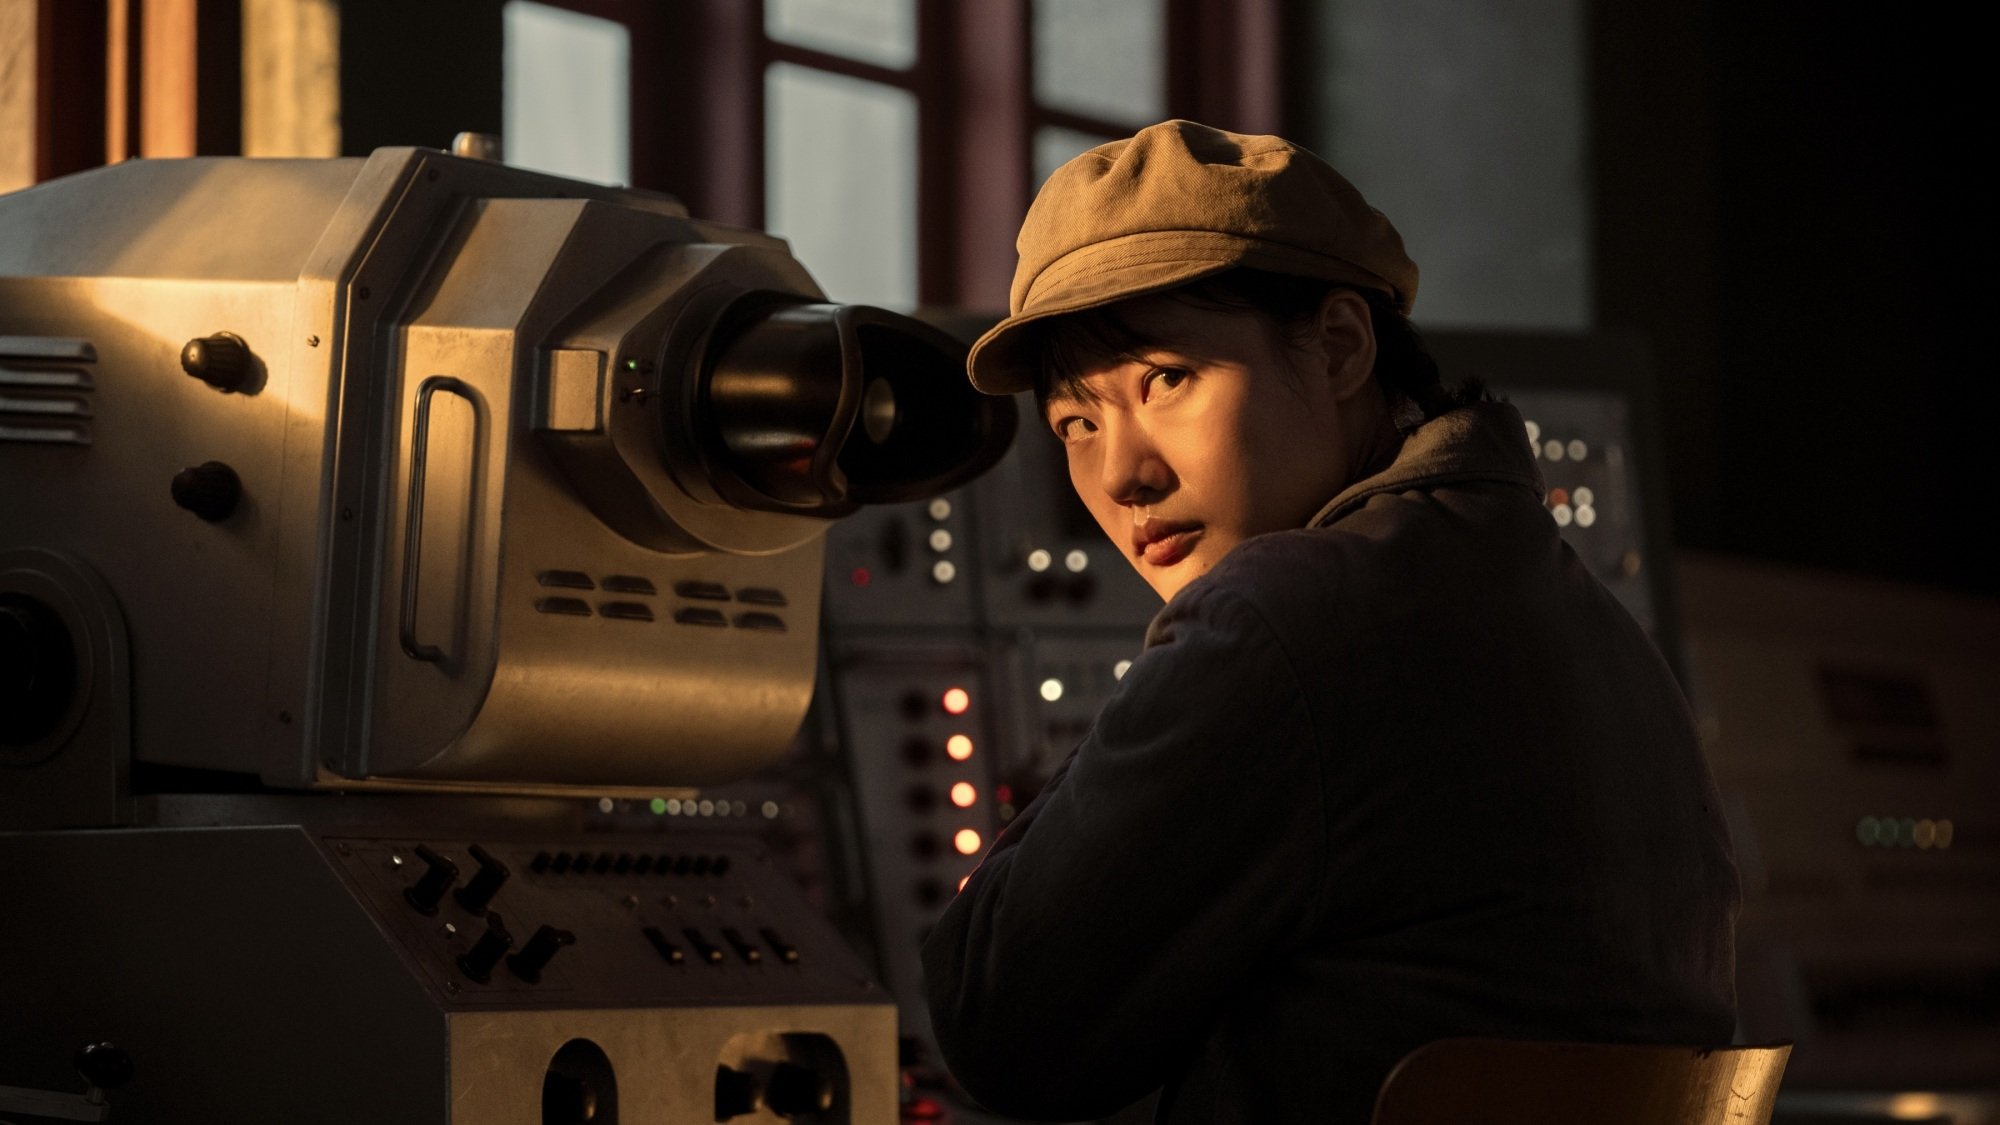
[{"x1": 1097, "y1": 419, "x2": 1172, "y2": 505}]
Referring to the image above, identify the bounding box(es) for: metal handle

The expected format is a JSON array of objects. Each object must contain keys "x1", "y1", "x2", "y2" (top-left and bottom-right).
[{"x1": 399, "y1": 376, "x2": 479, "y2": 662}]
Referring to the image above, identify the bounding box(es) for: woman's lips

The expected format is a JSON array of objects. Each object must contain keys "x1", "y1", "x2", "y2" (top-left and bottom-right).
[{"x1": 1136, "y1": 524, "x2": 1202, "y2": 567}]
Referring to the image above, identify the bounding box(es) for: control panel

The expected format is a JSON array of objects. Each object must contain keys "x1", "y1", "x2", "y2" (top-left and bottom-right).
[{"x1": 324, "y1": 832, "x2": 875, "y2": 1009}]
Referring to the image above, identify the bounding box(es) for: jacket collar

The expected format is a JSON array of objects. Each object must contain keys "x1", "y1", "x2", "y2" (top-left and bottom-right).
[{"x1": 1307, "y1": 401, "x2": 1545, "y2": 529}]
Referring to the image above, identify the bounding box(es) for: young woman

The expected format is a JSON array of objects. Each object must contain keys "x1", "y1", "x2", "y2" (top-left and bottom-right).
[{"x1": 922, "y1": 120, "x2": 1739, "y2": 1124}]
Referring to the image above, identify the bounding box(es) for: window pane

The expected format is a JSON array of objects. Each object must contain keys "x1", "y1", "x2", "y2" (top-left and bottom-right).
[
  {"x1": 503, "y1": 2, "x2": 630, "y2": 185},
  {"x1": 766, "y1": 0, "x2": 916, "y2": 69},
  {"x1": 1034, "y1": 126, "x2": 1116, "y2": 189},
  {"x1": 1033, "y1": 0, "x2": 1163, "y2": 124},
  {"x1": 1300, "y1": 0, "x2": 1589, "y2": 328},
  {"x1": 765, "y1": 63, "x2": 918, "y2": 310}
]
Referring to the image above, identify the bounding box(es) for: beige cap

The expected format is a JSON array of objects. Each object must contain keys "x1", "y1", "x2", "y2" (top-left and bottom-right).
[{"x1": 967, "y1": 119, "x2": 1419, "y2": 395}]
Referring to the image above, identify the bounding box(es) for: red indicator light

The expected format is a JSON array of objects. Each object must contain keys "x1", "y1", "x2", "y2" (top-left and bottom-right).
[
  {"x1": 941, "y1": 687, "x2": 971, "y2": 715},
  {"x1": 850, "y1": 567, "x2": 871, "y2": 586},
  {"x1": 994, "y1": 784, "x2": 1013, "y2": 804},
  {"x1": 1548, "y1": 488, "x2": 1569, "y2": 508}
]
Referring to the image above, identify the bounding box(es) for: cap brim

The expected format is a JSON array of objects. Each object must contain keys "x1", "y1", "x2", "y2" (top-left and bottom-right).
[
  {"x1": 966, "y1": 233, "x2": 1404, "y2": 395},
  {"x1": 967, "y1": 258, "x2": 1236, "y2": 395}
]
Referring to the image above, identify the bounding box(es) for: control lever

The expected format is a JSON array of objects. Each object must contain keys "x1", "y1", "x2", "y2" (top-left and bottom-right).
[{"x1": 0, "y1": 1041, "x2": 133, "y2": 1121}]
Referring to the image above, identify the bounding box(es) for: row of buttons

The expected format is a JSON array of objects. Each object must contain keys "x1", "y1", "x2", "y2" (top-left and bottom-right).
[
  {"x1": 529, "y1": 850, "x2": 734, "y2": 876},
  {"x1": 642, "y1": 923, "x2": 798, "y2": 966},
  {"x1": 532, "y1": 598, "x2": 787, "y2": 631},
  {"x1": 537, "y1": 570, "x2": 788, "y2": 606}
]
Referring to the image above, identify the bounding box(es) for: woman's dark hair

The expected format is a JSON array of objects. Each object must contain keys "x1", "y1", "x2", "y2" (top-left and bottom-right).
[{"x1": 1029, "y1": 268, "x2": 1483, "y2": 422}]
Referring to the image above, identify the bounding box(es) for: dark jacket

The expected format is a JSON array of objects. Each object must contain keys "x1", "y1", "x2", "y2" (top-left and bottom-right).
[{"x1": 921, "y1": 402, "x2": 1740, "y2": 1123}]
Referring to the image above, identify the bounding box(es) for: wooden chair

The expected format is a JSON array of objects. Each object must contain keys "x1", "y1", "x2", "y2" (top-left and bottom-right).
[{"x1": 1372, "y1": 1039, "x2": 1793, "y2": 1125}]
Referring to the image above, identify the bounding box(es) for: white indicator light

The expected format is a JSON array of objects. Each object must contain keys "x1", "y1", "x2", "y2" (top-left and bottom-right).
[
  {"x1": 597, "y1": 797, "x2": 616, "y2": 813},
  {"x1": 666, "y1": 798, "x2": 682, "y2": 814},
  {"x1": 929, "y1": 528, "x2": 953, "y2": 552},
  {"x1": 1039, "y1": 678, "x2": 1064, "y2": 702},
  {"x1": 927, "y1": 497, "x2": 952, "y2": 520},
  {"x1": 946, "y1": 734, "x2": 974, "y2": 760},
  {"x1": 954, "y1": 828, "x2": 982, "y2": 855},
  {"x1": 950, "y1": 782, "x2": 977, "y2": 808},
  {"x1": 1064, "y1": 549, "x2": 1089, "y2": 572},
  {"x1": 1567, "y1": 439, "x2": 1588, "y2": 461},
  {"x1": 1574, "y1": 487, "x2": 1595, "y2": 507},
  {"x1": 1027, "y1": 549, "x2": 1052, "y2": 572},
  {"x1": 1552, "y1": 504, "x2": 1574, "y2": 527},
  {"x1": 761, "y1": 800, "x2": 780, "y2": 819},
  {"x1": 697, "y1": 799, "x2": 714, "y2": 816},
  {"x1": 1575, "y1": 506, "x2": 1596, "y2": 528},
  {"x1": 1113, "y1": 659, "x2": 1132, "y2": 680},
  {"x1": 1525, "y1": 420, "x2": 1541, "y2": 443},
  {"x1": 1544, "y1": 440, "x2": 1565, "y2": 462},
  {"x1": 932, "y1": 560, "x2": 957, "y2": 584}
]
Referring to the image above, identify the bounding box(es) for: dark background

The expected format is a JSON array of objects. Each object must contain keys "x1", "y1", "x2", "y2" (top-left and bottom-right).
[{"x1": 1585, "y1": 4, "x2": 1987, "y2": 596}]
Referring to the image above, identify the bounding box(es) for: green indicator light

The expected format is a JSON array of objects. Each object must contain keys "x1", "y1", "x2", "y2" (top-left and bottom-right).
[
  {"x1": 623, "y1": 357, "x2": 639, "y2": 372},
  {"x1": 649, "y1": 797, "x2": 668, "y2": 815}
]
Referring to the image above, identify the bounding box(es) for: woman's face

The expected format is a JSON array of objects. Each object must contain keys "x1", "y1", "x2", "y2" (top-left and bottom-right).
[{"x1": 1042, "y1": 290, "x2": 1386, "y2": 602}]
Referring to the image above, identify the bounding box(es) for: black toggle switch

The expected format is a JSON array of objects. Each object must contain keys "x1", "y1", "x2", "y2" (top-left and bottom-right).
[
  {"x1": 721, "y1": 927, "x2": 762, "y2": 965},
  {"x1": 180, "y1": 332, "x2": 249, "y2": 392},
  {"x1": 715, "y1": 1064, "x2": 761, "y2": 1120},
  {"x1": 170, "y1": 461, "x2": 242, "y2": 522},
  {"x1": 643, "y1": 925, "x2": 685, "y2": 965},
  {"x1": 453, "y1": 844, "x2": 510, "y2": 914},
  {"x1": 683, "y1": 927, "x2": 724, "y2": 965},
  {"x1": 760, "y1": 927, "x2": 800, "y2": 964},
  {"x1": 507, "y1": 924, "x2": 575, "y2": 983},
  {"x1": 457, "y1": 912, "x2": 513, "y2": 983},
  {"x1": 766, "y1": 1061, "x2": 836, "y2": 1116},
  {"x1": 403, "y1": 844, "x2": 458, "y2": 915}
]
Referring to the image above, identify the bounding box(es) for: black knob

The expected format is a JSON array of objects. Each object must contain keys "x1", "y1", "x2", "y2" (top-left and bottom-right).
[
  {"x1": 74, "y1": 1042, "x2": 134, "y2": 1090},
  {"x1": 170, "y1": 461, "x2": 242, "y2": 522},
  {"x1": 766, "y1": 1061, "x2": 835, "y2": 1117},
  {"x1": 714, "y1": 1064, "x2": 761, "y2": 1119},
  {"x1": 507, "y1": 924, "x2": 575, "y2": 983},
  {"x1": 180, "y1": 332, "x2": 249, "y2": 391},
  {"x1": 403, "y1": 844, "x2": 458, "y2": 915},
  {"x1": 456, "y1": 911, "x2": 513, "y2": 983},
  {"x1": 453, "y1": 843, "x2": 510, "y2": 914}
]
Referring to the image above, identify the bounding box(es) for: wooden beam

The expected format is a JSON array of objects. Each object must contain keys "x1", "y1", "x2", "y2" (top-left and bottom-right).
[
  {"x1": 139, "y1": 0, "x2": 196, "y2": 156},
  {"x1": 1, "y1": 0, "x2": 34, "y2": 192}
]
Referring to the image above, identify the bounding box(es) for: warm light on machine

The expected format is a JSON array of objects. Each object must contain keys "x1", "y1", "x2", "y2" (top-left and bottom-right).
[
  {"x1": 941, "y1": 687, "x2": 970, "y2": 715},
  {"x1": 945, "y1": 734, "x2": 974, "y2": 761},
  {"x1": 949, "y1": 782, "x2": 977, "y2": 808},
  {"x1": 1039, "y1": 678, "x2": 1064, "y2": 702},
  {"x1": 953, "y1": 828, "x2": 982, "y2": 855}
]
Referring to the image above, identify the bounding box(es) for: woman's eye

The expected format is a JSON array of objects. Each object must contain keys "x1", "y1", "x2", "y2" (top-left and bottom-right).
[
  {"x1": 1053, "y1": 416, "x2": 1095, "y2": 441},
  {"x1": 1144, "y1": 366, "x2": 1190, "y2": 398}
]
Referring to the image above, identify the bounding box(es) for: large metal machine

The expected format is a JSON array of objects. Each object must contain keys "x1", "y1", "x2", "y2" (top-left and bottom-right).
[{"x1": 0, "y1": 149, "x2": 1013, "y2": 1123}]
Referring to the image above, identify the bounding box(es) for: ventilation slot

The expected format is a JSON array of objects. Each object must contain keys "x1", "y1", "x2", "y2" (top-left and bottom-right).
[{"x1": 0, "y1": 336, "x2": 97, "y2": 447}]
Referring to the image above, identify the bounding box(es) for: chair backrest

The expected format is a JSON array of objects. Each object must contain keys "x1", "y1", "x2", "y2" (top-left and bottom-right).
[{"x1": 1372, "y1": 1038, "x2": 1793, "y2": 1125}]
